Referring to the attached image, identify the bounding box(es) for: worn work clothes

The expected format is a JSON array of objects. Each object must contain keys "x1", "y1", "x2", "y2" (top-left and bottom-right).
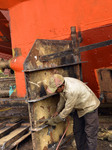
[
  {"x1": 73, "y1": 109, "x2": 99, "y2": 150},
  {"x1": 56, "y1": 77, "x2": 100, "y2": 118}
]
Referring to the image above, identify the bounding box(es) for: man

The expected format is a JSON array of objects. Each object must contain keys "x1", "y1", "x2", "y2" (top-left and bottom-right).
[{"x1": 46, "y1": 74, "x2": 100, "y2": 150}]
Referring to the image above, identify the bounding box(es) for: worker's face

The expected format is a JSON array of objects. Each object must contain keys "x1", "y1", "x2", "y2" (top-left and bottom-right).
[{"x1": 56, "y1": 85, "x2": 64, "y2": 93}]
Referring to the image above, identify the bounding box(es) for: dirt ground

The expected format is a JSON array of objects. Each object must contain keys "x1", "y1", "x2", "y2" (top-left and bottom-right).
[
  {"x1": 13, "y1": 116, "x2": 112, "y2": 150},
  {"x1": 14, "y1": 136, "x2": 112, "y2": 150}
]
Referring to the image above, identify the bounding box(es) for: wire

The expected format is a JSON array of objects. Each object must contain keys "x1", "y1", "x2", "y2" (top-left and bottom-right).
[{"x1": 56, "y1": 118, "x2": 70, "y2": 150}]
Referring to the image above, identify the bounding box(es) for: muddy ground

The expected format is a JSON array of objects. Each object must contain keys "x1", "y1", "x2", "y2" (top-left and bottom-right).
[
  {"x1": 13, "y1": 136, "x2": 112, "y2": 150},
  {"x1": 12, "y1": 116, "x2": 112, "y2": 150},
  {"x1": 13, "y1": 116, "x2": 112, "y2": 150},
  {"x1": 13, "y1": 117, "x2": 112, "y2": 150}
]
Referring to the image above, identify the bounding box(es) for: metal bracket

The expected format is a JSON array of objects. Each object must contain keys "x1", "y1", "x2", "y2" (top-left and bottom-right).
[
  {"x1": 30, "y1": 124, "x2": 48, "y2": 132},
  {"x1": 39, "y1": 39, "x2": 112, "y2": 62},
  {"x1": 24, "y1": 61, "x2": 87, "y2": 73}
]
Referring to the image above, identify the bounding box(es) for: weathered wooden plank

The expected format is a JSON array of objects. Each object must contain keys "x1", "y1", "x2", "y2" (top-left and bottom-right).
[
  {"x1": 1, "y1": 126, "x2": 29, "y2": 150},
  {"x1": 8, "y1": 131, "x2": 31, "y2": 150},
  {"x1": 0, "y1": 122, "x2": 22, "y2": 138}
]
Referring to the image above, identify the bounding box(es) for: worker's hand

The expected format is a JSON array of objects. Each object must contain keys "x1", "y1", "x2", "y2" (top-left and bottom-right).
[
  {"x1": 52, "y1": 111, "x2": 58, "y2": 117},
  {"x1": 45, "y1": 118, "x2": 57, "y2": 126},
  {"x1": 45, "y1": 115, "x2": 64, "y2": 126}
]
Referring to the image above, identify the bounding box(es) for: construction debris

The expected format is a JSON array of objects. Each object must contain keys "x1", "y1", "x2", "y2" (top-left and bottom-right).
[
  {"x1": 0, "y1": 120, "x2": 30, "y2": 150},
  {"x1": 98, "y1": 127, "x2": 112, "y2": 141}
]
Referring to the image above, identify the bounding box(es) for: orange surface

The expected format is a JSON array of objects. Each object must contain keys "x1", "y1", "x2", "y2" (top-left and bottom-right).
[
  {"x1": 81, "y1": 25, "x2": 112, "y2": 97},
  {"x1": 7, "y1": 0, "x2": 112, "y2": 97},
  {"x1": 0, "y1": 0, "x2": 28, "y2": 9}
]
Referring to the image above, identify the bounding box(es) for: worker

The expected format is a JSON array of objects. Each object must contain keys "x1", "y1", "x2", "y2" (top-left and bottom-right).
[{"x1": 46, "y1": 74, "x2": 100, "y2": 150}]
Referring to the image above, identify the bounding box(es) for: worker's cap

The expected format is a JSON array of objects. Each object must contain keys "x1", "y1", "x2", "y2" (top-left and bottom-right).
[{"x1": 47, "y1": 74, "x2": 64, "y2": 94}]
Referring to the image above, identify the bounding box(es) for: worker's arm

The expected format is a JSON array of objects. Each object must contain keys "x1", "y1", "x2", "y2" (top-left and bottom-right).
[
  {"x1": 59, "y1": 92, "x2": 78, "y2": 119},
  {"x1": 46, "y1": 93, "x2": 76, "y2": 126},
  {"x1": 46, "y1": 115, "x2": 65, "y2": 126},
  {"x1": 56, "y1": 94, "x2": 65, "y2": 113}
]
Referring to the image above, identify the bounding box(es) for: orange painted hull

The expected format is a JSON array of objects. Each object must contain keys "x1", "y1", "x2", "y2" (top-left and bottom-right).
[{"x1": 1, "y1": 0, "x2": 112, "y2": 97}]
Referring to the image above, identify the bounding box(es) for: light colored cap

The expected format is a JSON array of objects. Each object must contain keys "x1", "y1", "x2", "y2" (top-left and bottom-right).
[{"x1": 47, "y1": 74, "x2": 64, "y2": 93}]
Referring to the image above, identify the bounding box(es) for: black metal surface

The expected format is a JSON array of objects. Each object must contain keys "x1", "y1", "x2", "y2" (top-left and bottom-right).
[
  {"x1": 23, "y1": 27, "x2": 84, "y2": 150},
  {"x1": 39, "y1": 49, "x2": 73, "y2": 62},
  {"x1": 39, "y1": 39, "x2": 112, "y2": 62},
  {"x1": 79, "y1": 39, "x2": 112, "y2": 52},
  {"x1": 30, "y1": 124, "x2": 48, "y2": 132},
  {"x1": 24, "y1": 61, "x2": 87, "y2": 72},
  {"x1": 27, "y1": 93, "x2": 57, "y2": 103},
  {"x1": 0, "y1": 121, "x2": 22, "y2": 138}
]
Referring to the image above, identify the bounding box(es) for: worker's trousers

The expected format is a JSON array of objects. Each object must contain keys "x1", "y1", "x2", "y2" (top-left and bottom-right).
[{"x1": 73, "y1": 109, "x2": 99, "y2": 150}]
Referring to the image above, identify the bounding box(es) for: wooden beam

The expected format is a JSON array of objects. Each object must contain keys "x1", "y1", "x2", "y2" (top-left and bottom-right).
[
  {"x1": 2, "y1": 126, "x2": 29, "y2": 150},
  {"x1": 0, "y1": 121, "x2": 22, "y2": 138},
  {"x1": 8, "y1": 132, "x2": 31, "y2": 150}
]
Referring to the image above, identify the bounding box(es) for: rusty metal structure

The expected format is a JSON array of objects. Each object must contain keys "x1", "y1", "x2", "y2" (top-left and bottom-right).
[
  {"x1": 0, "y1": 0, "x2": 112, "y2": 149},
  {"x1": 23, "y1": 27, "x2": 112, "y2": 149},
  {"x1": 96, "y1": 68, "x2": 112, "y2": 103},
  {"x1": 0, "y1": 24, "x2": 112, "y2": 149},
  {"x1": 23, "y1": 27, "x2": 82, "y2": 149}
]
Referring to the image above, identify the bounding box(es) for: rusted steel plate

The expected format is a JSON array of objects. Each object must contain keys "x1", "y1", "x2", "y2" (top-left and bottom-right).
[
  {"x1": 26, "y1": 68, "x2": 80, "y2": 100},
  {"x1": 38, "y1": 40, "x2": 112, "y2": 62},
  {"x1": 24, "y1": 61, "x2": 87, "y2": 73},
  {"x1": 96, "y1": 68, "x2": 112, "y2": 103},
  {"x1": 23, "y1": 38, "x2": 82, "y2": 150},
  {"x1": 24, "y1": 39, "x2": 80, "y2": 71}
]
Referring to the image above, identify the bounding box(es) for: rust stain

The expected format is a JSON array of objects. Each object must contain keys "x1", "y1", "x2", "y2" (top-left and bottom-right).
[
  {"x1": 50, "y1": 131, "x2": 54, "y2": 143},
  {"x1": 40, "y1": 106, "x2": 44, "y2": 109},
  {"x1": 47, "y1": 106, "x2": 50, "y2": 112},
  {"x1": 40, "y1": 116, "x2": 45, "y2": 120},
  {"x1": 43, "y1": 146, "x2": 48, "y2": 150},
  {"x1": 38, "y1": 116, "x2": 45, "y2": 124}
]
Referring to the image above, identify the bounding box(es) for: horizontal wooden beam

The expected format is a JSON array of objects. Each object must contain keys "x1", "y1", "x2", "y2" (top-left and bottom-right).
[
  {"x1": 0, "y1": 121, "x2": 22, "y2": 138},
  {"x1": 0, "y1": 98, "x2": 27, "y2": 107}
]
